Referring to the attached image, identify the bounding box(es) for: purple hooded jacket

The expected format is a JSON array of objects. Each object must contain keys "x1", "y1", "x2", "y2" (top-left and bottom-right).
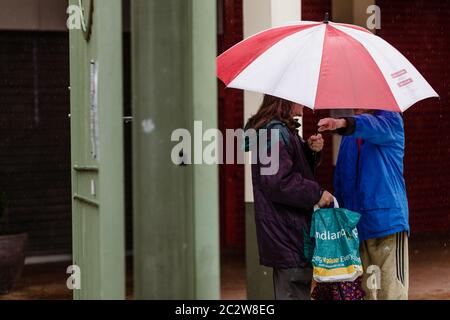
[{"x1": 248, "y1": 120, "x2": 322, "y2": 269}]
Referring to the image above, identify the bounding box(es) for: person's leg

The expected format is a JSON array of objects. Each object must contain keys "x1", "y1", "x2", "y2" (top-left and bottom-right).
[
  {"x1": 360, "y1": 232, "x2": 409, "y2": 300},
  {"x1": 273, "y1": 267, "x2": 313, "y2": 300},
  {"x1": 360, "y1": 239, "x2": 375, "y2": 299}
]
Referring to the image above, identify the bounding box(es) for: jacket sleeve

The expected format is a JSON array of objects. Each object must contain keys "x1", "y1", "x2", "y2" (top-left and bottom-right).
[
  {"x1": 337, "y1": 112, "x2": 404, "y2": 146},
  {"x1": 259, "y1": 132, "x2": 322, "y2": 211}
]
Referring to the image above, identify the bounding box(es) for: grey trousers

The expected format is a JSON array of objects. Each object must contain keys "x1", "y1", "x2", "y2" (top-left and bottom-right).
[{"x1": 273, "y1": 267, "x2": 313, "y2": 300}]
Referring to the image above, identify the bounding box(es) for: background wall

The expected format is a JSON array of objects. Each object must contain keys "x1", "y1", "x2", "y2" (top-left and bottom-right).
[
  {"x1": 378, "y1": 0, "x2": 450, "y2": 233},
  {"x1": 0, "y1": 31, "x2": 71, "y2": 256},
  {"x1": 217, "y1": 0, "x2": 246, "y2": 252},
  {"x1": 0, "y1": 0, "x2": 67, "y2": 31}
]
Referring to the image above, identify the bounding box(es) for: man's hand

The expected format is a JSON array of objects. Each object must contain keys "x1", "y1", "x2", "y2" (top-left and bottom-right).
[
  {"x1": 317, "y1": 118, "x2": 347, "y2": 132},
  {"x1": 308, "y1": 134, "x2": 324, "y2": 152},
  {"x1": 317, "y1": 190, "x2": 334, "y2": 208}
]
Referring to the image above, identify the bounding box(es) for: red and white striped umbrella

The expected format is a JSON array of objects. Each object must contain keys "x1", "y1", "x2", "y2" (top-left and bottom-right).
[{"x1": 217, "y1": 20, "x2": 438, "y2": 112}]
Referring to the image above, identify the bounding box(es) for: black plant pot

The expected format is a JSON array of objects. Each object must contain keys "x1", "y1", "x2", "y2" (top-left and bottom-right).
[{"x1": 0, "y1": 233, "x2": 27, "y2": 295}]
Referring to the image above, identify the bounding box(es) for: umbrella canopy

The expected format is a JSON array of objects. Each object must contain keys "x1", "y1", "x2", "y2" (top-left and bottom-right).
[{"x1": 217, "y1": 20, "x2": 439, "y2": 112}]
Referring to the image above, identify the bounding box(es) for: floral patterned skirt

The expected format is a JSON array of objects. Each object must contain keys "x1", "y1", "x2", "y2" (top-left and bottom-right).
[{"x1": 311, "y1": 277, "x2": 365, "y2": 300}]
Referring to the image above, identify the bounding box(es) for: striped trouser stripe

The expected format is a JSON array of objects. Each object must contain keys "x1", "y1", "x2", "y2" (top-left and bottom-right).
[{"x1": 396, "y1": 233, "x2": 404, "y2": 285}]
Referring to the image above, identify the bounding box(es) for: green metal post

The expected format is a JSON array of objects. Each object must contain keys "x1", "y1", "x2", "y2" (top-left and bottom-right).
[
  {"x1": 69, "y1": 0, "x2": 125, "y2": 299},
  {"x1": 132, "y1": 0, "x2": 220, "y2": 299}
]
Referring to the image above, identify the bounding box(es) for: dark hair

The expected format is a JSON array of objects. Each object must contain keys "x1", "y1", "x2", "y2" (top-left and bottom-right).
[{"x1": 245, "y1": 95, "x2": 297, "y2": 132}]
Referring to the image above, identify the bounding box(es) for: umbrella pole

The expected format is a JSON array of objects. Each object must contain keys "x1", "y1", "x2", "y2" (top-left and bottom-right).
[{"x1": 313, "y1": 110, "x2": 320, "y2": 177}]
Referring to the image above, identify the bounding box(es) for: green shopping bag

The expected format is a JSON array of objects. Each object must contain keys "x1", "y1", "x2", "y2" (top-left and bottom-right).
[{"x1": 307, "y1": 198, "x2": 363, "y2": 283}]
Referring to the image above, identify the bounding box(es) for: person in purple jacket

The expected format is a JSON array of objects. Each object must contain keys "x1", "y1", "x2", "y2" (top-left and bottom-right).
[{"x1": 244, "y1": 94, "x2": 334, "y2": 300}]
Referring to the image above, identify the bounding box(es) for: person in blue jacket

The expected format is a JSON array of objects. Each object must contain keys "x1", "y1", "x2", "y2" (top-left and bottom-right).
[{"x1": 318, "y1": 110, "x2": 409, "y2": 300}]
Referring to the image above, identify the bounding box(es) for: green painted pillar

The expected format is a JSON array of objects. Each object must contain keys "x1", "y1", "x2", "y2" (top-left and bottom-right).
[
  {"x1": 132, "y1": 0, "x2": 220, "y2": 299},
  {"x1": 69, "y1": 0, "x2": 125, "y2": 299}
]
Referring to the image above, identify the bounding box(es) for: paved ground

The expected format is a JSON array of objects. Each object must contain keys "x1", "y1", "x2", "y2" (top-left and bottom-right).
[
  {"x1": 409, "y1": 234, "x2": 450, "y2": 299},
  {"x1": 0, "y1": 261, "x2": 134, "y2": 300},
  {"x1": 1, "y1": 233, "x2": 449, "y2": 300}
]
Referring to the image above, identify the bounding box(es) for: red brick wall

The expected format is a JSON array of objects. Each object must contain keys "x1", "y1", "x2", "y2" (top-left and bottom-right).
[
  {"x1": 0, "y1": 32, "x2": 71, "y2": 255},
  {"x1": 218, "y1": 0, "x2": 245, "y2": 251},
  {"x1": 302, "y1": 0, "x2": 332, "y2": 22},
  {"x1": 377, "y1": 0, "x2": 450, "y2": 232}
]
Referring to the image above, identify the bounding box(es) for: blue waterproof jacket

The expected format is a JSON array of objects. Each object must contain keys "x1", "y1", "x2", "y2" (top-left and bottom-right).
[{"x1": 334, "y1": 110, "x2": 409, "y2": 241}]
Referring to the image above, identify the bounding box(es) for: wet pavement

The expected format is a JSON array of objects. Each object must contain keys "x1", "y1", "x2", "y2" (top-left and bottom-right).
[
  {"x1": 409, "y1": 234, "x2": 450, "y2": 299},
  {"x1": 1, "y1": 233, "x2": 449, "y2": 300}
]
